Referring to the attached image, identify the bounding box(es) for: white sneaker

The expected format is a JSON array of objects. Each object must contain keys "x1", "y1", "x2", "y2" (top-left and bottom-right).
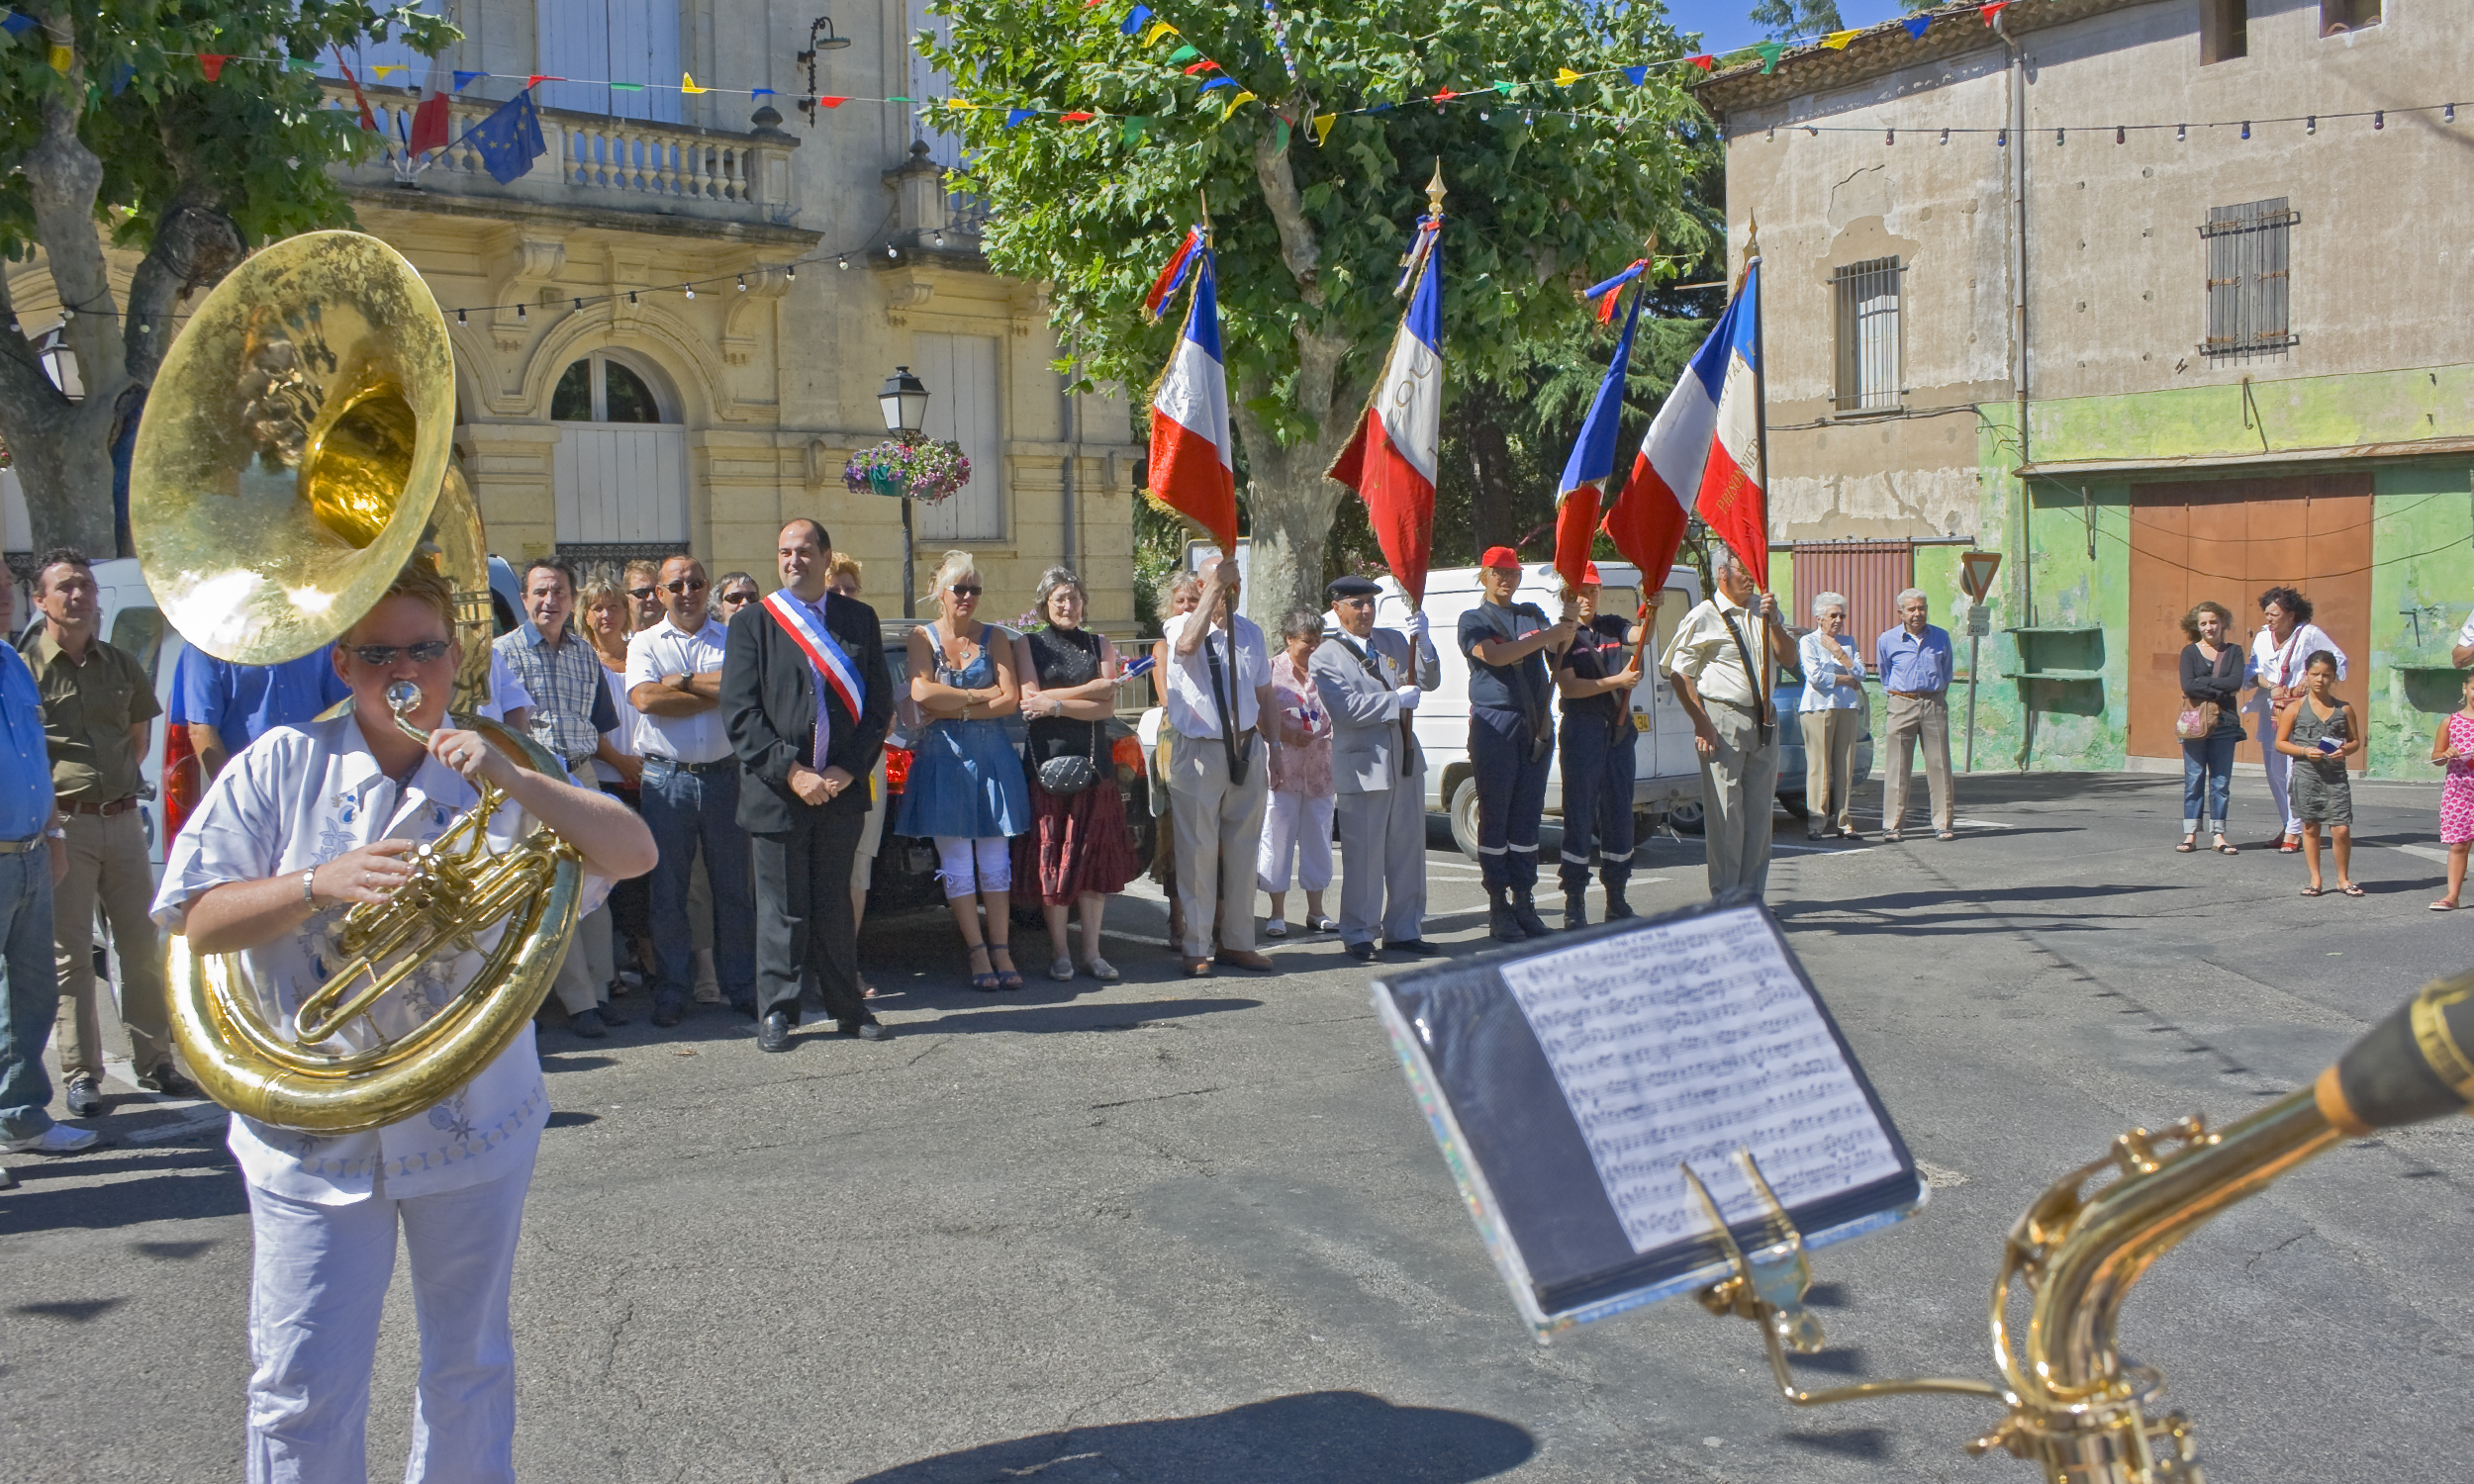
[
  {"x1": 6, "y1": 1124, "x2": 99, "y2": 1156},
  {"x1": 1264, "y1": 919, "x2": 1288, "y2": 939}
]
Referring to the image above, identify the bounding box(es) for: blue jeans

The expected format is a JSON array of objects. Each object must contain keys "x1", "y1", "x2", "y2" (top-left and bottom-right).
[
  {"x1": 1, "y1": 848, "x2": 61, "y2": 1142},
  {"x1": 640, "y1": 762, "x2": 755, "y2": 1010},
  {"x1": 2181, "y1": 722, "x2": 2241, "y2": 833}
]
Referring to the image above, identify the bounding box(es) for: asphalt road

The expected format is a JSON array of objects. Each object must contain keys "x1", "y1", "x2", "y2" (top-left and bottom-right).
[{"x1": 5, "y1": 771, "x2": 2470, "y2": 1483}]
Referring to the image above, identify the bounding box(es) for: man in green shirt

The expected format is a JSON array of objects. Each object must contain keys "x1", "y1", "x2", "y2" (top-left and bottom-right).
[{"x1": 20, "y1": 549, "x2": 194, "y2": 1115}]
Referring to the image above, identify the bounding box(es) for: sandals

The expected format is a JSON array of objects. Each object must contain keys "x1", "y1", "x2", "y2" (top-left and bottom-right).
[
  {"x1": 988, "y1": 946, "x2": 1025, "y2": 991},
  {"x1": 2431, "y1": 899, "x2": 2459, "y2": 912},
  {"x1": 2176, "y1": 836, "x2": 2198, "y2": 853},
  {"x1": 2299, "y1": 885, "x2": 2324, "y2": 897},
  {"x1": 966, "y1": 943, "x2": 1000, "y2": 993},
  {"x1": 1082, "y1": 956, "x2": 1121, "y2": 982},
  {"x1": 2276, "y1": 837, "x2": 2302, "y2": 854},
  {"x1": 2339, "y1": 882, "x2": 2365, "y2": 897}
]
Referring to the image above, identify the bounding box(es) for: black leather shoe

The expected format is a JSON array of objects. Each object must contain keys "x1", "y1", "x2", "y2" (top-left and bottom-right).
[
  {"x1": 1345, "y1": 941, "x2": 1378, "y2": 962},
  {"x1": 567, "y1": 1006, "x2": 610, "y2": 1040},
  {"x1": 1386, "y1": 939, "x2": 1446, "y2": 957},
  {"x1": 650, "y1": 999, "x2": 685, "y2": 1029},
  {"x1": 838, "y1": 1016, "x2": 891, "y2": 1042},
  {"x1": 1511, "y1": 893, "x2": 1554, "y2": 938},
  {"x1": 138, "y1": 1065, "x2": 201, "y2": 1099},
  {"x1": 1487, "y1": 890, "x2": 1525, "y2": 942},
  {"x1": 63, "y1": 1073, "x2": 103, "y2": 1118},
  {"x1": 595, "y1": 1001, "x2": 630, "y2": 1027},
  {"x1": 758, "y1": 1010, "x2": 794, "y2": 1053}
]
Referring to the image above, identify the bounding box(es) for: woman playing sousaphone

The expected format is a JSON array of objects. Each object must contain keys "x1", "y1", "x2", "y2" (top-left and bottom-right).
[{"x1": 150, "y1": 557, "x2": 654, "y2": 1481}]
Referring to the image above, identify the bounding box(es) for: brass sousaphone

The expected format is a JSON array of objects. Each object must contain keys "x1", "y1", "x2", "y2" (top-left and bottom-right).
[{"x1": 133, "y1": 231, "x2": 583, "y2": 1135}]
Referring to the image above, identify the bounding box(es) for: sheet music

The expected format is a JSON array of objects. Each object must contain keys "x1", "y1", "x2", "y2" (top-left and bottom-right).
[{"x1": 1496, "y1": 905, "x2": 1902, "y2": 1254}]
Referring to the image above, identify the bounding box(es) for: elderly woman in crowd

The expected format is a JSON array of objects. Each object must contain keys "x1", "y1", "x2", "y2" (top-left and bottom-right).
[
  {"x1": 2248, "y1": 585, "x2": 2345, "y2": 853},
  {"x1": 712, "y1": 571, "x2": 761, "y2": 626},
  {"x1": 1796, "y1": 592, "x2": 1866, "y2": 841},
  {"x1": 896, "y1": 550, "x2": 1031, "y2": 990},
  {"x1": 1151, "y1": 572, "x2": 1202, "y2": 948},
  {"x1": 1258, "y1": 609, "x2": 1337, "y2": 938},
  {"x1": 2178, "y1": 600, "x2": 2247, "y2": 855}
]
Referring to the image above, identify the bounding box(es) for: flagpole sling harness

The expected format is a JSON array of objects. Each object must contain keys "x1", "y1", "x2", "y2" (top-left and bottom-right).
[
  {"x1": 1333, "y1": 630, "x2": 1414, "y2": 778},
  {"x1": 1202, "y1": 622, "x2": 1251, "y2": 788},
  {"x1": 1717, "y1": 606, "x2": 1774, "y2": 745}
]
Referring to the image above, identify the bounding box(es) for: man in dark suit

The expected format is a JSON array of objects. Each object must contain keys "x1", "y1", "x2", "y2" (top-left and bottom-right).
[{"x1": 722, "y1": 518, "x2": 895, "y2": 1052}]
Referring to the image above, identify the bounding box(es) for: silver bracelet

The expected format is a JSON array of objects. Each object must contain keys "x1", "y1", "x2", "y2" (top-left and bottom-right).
[{"x1": 300, "y1": 869, "x2": 318, "y2": 905}]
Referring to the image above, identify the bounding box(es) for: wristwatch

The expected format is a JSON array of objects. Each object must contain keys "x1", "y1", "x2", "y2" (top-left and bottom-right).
[
  {"x1": 300, "y1": 869, "x2": 319, "y2": 905},
  {"x1": 670, "y1": 671, "x2": 692, "y2": 692}
]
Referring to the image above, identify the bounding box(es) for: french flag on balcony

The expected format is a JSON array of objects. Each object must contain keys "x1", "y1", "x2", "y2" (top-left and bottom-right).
[
  {"x1": 1146, "y1": 239, "x2": 1238, "y2": 552},
  {"x1": 1326, "y1": 216, "x2": 1442, "y2": 605},
  {"x1": 1603, "y1": 259, "x2": 1768, "y2": 589}
]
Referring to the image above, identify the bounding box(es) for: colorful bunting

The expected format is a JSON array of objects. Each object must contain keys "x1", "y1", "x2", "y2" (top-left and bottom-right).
[
  {"x1": 753, "y1": 87, "x2": 775, "y2": 97},
  {"x1": 524, "y1": 74, "x2": 559, "y2": 88},
  {"x1": 1555, "y1": 67, "x2": 1582, "y2": 87},
  {"x1": 1142, "y1": 21, "x2": 1176, "y2": 46},
  {"x1": 1182, "y1": 59, "x2": 1217, "y2": 75},
  {"x1": 1312, "y1": 111, "x2": 1337, "y2": 144},
  {"x1": 1167, "y1": 44, "x2": 1199, "y2": 63},
  {"x1": 286, "y1": 56, "x2": 315, "y2": 72},
  {"x1": 1199, "y1": 76, "x2": 1235, "y2": 91},
  {"x1": 0, "y1": 12, "x2": 34, "y2": 37},
  {"x1": 612, "y1": 82, "x2": 643, "y2": 91},
  {"x1": 1005, "y1": 107, "x2": 1034, "y2": 127},
  {"x1": 1272, "y1": 116, "x2": 1289, "y2": 152},
  {"x1": 1223, "y1": 89, "x2": 1255, "y2": 119},
  {"x1": 1687, "y1": 54, "x2": 1714, "y2": 70},
  {"x1": 200, "y1": 53, "x2": 232, "y2": 82},
  {"x1": 1062, "y1": 110, "x2": 1095, "y2": 122},
  {"x1": 1621, "y1": 65, "x2": 1648, "y2": 85},
  {"x1": 108, "y1": 60, "x2": 133, "y2": 96},
  {"x1": 1123, "y1": 116, "x2": 1147, "y2": 143},
  {"x1": 816, "y1": 95, "x2": 847, "y2": 107},
  {"x1": 1901, "y1": 16, "x2": 1932, "y2": 37},
  {"x1": 453, "y1": 69, "x2": 485, "y2": 90},
  {"x1": 48, "y1": 44, "x2": 70, "y2": 73},
  {"x1": 1120, "y1": 5, "x2": 1153, "y2": 37},
  {"x1": 1820, "y1": 30, "x2": 1857, "y2": 48},
  {"x1": 1756, "y1": 42, "x2": 1785, "y2": 72},
  {"x1": 681, "y1": 71, "x2": 707, "y2": 94},
  {"x1": 372, "y1": 64, "x2": 402, "y2": 79},
  {"x1": 1980, "y1": 1, "x2": 2013, "y2": 21}
]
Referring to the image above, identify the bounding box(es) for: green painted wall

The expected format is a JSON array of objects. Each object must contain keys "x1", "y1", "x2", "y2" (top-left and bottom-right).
[{"x1": 1960, "y1": 362, "x2": 2474, "y2": 781}]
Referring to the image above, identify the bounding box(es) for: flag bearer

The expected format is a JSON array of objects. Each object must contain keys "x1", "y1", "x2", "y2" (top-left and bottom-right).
[
  {"x1": 1458, "y1": 548, "x2": 1575, "y2": 940},
  {"x1": 1553, "y1": 565, "x2": 1650, "y2": 929}
]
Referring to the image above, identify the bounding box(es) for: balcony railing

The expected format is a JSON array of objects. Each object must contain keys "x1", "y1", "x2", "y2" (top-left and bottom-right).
[{"x1": 327, "y1": 85, "x2": 800, "y2": 228}]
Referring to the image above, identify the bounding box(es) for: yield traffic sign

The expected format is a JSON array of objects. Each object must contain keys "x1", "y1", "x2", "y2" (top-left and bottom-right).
[{"x1": 1958, "y1": 550, "x2": 2004, "y2": 603}]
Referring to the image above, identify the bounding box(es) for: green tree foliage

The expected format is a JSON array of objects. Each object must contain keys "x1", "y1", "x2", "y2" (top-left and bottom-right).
[
  {"x1": 1749, "y1": 0, "x2": 1847, "y2": 41},
  {"x1": 923, "y1": 0, "x2": 1717, "y2": 619},
  {"x1": 0, "y1": 2, "x2": 454, "y2": 556}
]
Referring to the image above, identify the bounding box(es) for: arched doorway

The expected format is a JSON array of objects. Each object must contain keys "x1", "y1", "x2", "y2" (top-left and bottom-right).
[{"x1": 549, "y1": 350, "x2": 688, "y2": 554}]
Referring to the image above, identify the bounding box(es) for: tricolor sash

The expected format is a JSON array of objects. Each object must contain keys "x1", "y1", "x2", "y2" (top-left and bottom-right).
[{"x1": 763, "y1": 589, "x2": 866, "y2": 720}]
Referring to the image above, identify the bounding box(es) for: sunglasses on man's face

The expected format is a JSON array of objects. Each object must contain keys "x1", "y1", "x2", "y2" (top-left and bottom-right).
[
  {"x1": 628, "y1": 587, "x2": 657, "y2": 602},
  {"x1": 663, "y1": 579, "x2": 709, "y2": 596},
  {"x1": 949, "y1": 584, "x2": 983, "y2": 599},
  {"x1": 350, "y1": 639, "x2": 452, "y2": 667}
]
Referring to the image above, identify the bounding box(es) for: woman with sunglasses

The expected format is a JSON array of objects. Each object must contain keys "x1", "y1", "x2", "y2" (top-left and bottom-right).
[
  {"x1": 894, "y1": 551, "x2": 1032, "y2": 989},
  {"x1": 712, "y1": 571, "x2": 761, "y2": 625}
]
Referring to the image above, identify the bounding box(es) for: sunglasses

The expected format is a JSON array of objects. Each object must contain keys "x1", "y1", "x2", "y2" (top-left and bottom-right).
[
  {"x1": 949, "y1": 584, "x2": 983, "y2": 599},
  {"x1": 628, "y1": 587, "x2": 657, "y2": 601},
  {"x1": 718, "y1": 590, "x2": 757, "y2": 604},
  {"x1": 350, "y1": 639, "x2": 452, "y2": 667},
  {"x1": 662, "y1": 578, "x2": 709, "y2": 596}
]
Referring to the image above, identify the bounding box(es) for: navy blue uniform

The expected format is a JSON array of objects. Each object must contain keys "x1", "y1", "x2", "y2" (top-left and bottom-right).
[
  {"x1": 1459, "y1": 601, "x2": 1557, "y2": 892},
  {"x1": 1554, "y1": 615, "x2": 1638, "y2": 900}
]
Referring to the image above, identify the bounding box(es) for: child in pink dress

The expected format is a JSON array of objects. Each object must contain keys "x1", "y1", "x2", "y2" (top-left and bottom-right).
[{"x1": 2429, "y1": 672, "x2": 2474, "y2": 910}]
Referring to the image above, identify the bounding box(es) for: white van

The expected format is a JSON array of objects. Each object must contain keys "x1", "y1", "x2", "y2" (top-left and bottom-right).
[{"x1": 1379, "y1": 561, "x2": 1704, "y2": 858}]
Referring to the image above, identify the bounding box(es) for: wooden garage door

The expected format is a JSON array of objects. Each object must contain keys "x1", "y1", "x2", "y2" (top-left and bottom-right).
[{"x1": 2126, "y1": 475, "x2": 2371, "y2": 768}]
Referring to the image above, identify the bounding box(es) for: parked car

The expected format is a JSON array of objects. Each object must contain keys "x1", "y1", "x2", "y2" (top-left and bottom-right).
[{"x1": 866, "y1": 618, "x2": 1155, "y2": 919}]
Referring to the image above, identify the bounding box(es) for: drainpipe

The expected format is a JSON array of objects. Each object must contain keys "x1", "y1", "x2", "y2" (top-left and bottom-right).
[
  {"x1": 1994, "y1": 8, "x2": 2032, "y2": 624},
  {"x1": 1059, "y1": 369, "x2": 1079, "y2": 574}
]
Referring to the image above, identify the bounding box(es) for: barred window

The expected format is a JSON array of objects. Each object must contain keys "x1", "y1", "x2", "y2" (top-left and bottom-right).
[
  {"x1": 2201, "y1": 198, "x2": 2298, "y2": 359},
  {"x1": 1831, "y1": 256, "x2": 1903, "y2": 413}
]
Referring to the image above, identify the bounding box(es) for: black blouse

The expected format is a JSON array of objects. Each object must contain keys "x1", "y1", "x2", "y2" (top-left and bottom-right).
[
  {"x1": 2180, "y1": 642, "x2": 2243, "y2": 706},
  {"x1": 1023, "y1": 625, "x2": 1104, "y2": 766}
]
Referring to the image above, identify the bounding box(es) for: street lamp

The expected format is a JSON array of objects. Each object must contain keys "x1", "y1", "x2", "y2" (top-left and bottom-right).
[{"x1": 877, "y1": 365, "x2": 930, "y2": 615}]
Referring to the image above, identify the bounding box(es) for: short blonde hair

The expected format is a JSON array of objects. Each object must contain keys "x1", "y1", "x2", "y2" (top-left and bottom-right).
[
  {"x1": 828, "y1": 553, "x2": 863, "y2": 584},
  {"x1": 578, "y1": 577, "x2": 625, "y2": 612},
  {"x1": 350, "y1": 556, "x2": 457, "y2": 639},
  {"x1": 923, "y1": 549, "x2": 978, "y2": 612}
]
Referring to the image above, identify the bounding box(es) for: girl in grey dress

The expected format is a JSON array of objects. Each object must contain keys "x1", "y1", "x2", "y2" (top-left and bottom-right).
[{"x1": 2273, "y1": 651, "x2": 2362, "y2": 896}]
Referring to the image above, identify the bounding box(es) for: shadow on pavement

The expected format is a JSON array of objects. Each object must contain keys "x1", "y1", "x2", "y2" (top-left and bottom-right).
[
  {"x1": 850, "y1": 1390, "x2": 1533, "y2": 1483},
  {"x1": 0, "y1": 1159, "x2": 245, "y2": 1236},
  {"x1": 905, "y1": 997, "x2": 1265, "y2": 1036}
]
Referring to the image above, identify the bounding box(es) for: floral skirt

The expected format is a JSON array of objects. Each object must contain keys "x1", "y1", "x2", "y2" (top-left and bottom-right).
[{"x1": 1011, "y1": 774, "x2": 1140, "y2": 905}]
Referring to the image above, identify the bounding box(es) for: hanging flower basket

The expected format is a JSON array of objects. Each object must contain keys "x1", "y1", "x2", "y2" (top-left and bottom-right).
[{"x1": 844, "y1": 438, "x2": 972, "y2": 506}]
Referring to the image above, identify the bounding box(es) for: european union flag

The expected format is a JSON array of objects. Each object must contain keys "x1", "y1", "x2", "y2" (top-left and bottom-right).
[{"x1": 467, "y1": 91, "x2": 545, "y2": 184}]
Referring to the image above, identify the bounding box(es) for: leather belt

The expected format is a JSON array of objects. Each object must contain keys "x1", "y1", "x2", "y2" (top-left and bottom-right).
[
  {"x1": 644, "y1": 756, "x2": 735, "y2": 775},
  {"x1": 1886, "y1": 690, "x2": 1946, "y2": 700},
  {"x1": 0, "y1": 835, "x2": 41, "y2": 855},
  {"x1": 63, "y1": 796, "x2": 138, "y2": 816}
]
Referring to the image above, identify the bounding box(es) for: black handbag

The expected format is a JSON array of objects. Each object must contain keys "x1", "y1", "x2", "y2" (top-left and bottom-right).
[{"x1": 1037, "y1": 734, "x2": 1100, "y2": 797}]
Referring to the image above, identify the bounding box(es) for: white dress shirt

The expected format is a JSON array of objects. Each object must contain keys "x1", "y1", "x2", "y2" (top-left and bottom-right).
[
  {"x1": 2249, "y1": 621, "x2": 2347, "y2": 693},
  {"x1": 150, "y1": 711, "x2": 611, "y2": 1206},
  {"x1": 1159, "y1": 610, "x2": 1270, "y2": 738},
  {"x1": 592, "y1": 657, "x2": 644, "y2": 785},
  {"x1": 1797, "y1": 630, "x2": 1867, "y2": 712},
  {"x1": 623, "y1": 616, "x2": 732, "y2": 762}
]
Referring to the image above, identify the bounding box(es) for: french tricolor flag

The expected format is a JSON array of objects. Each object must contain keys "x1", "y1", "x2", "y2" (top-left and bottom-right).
[
  {"x1": 1326, "y1": 220, "x2": 1442, "y2": 605},
  {"x1": 1603, "y1": 261, "x2": 1769, "y2": 589},
  {"x1": 1146, "y1": 240, "x2": 1238, "y2": 553}
]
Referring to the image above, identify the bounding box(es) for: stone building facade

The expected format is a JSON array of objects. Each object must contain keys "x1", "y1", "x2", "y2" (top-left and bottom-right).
[
  {"x1": 3, "y1": 0, "x2": 1138, "y2": 635},
  {"x1": 1695, "y1": 0, "x2": 2472, "y2": 779}
]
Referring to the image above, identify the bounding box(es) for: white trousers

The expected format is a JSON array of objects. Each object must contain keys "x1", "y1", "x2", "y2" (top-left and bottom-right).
[
  {"x1": 2260, "y1": 729, "x2": 2297, "y2": 835},
  {"x1": 550, "y1": 904, "x2": 615, "y2": 1014},
  {"x1": 1257, "y1": 790, "x2": 1335, "y2": 893},
  {"x1": 243, "y1": 1156, "x2": 534, "y2": 1484}
]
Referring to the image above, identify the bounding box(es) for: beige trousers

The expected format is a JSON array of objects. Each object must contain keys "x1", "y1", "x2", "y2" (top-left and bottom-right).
[
  {"x1": 53, "y1": 809, "x2": 170, "y2": 1080},
  {"x1": 1799, "y1": 708, "x2": 1861, "y2": 835},
  {"x1": 551, "y1": 904, "x2": 617, "y2": 1014},
  {"x1": 1883, "y1": 693, "x2": 1955, "y2": 835},
  {"x1": 1168, "y1": 731, "x2": 1270, "y2": 959},
  {"x1": 1698, "y1": 703, "x2": 1780, "y2": 898}
]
